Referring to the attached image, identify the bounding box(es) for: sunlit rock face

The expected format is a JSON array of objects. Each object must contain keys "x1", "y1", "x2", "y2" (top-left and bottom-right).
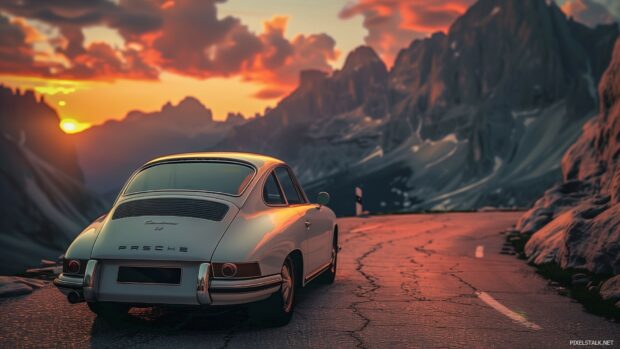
[
  {"x1": 518, "y1": 38, "x2": 620, "y2": 276},
  {"x1": 215, "y1": 0, "x2": 618, "y2": 215},
  {"x1": 0, "y1": 86, "x2": 105, "y2": 274}
]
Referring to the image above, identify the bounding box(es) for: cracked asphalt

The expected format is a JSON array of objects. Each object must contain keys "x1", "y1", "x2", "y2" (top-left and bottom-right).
[{"x1": 1, "y1": 212, "x2": 618, "y2": 348}]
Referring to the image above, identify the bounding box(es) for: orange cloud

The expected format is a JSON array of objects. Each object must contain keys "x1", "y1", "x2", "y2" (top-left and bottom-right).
[
  {"x1": 0, "y1": 14, "x2": 56, "y2": 76},
  {"x1": 10, "y1": 17, "x2": 44, "y2": 43},
  {"x1": 339, "y1": 0, "x2": 474, "y2": 65},
  {"x1": 243, "y1": 16, "x2": 339, "y2": 99}
]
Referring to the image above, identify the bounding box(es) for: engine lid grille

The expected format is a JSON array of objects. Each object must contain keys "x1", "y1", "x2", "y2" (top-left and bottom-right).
[{"x1": 112, "y1": 198, "x2": 229, "y2": 221}]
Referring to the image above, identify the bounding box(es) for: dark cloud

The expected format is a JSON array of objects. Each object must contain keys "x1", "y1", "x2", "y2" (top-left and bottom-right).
[
  {"x1": 151, "y1": 0, "x2": 261, "y2": 76},
  {"x1": 110, "y1": 0, "x2": 162, "y2": 39},
  {"x1": 61, "y1": 43, "x2": 159, "y2": 80},
  {"x1": 0, "y1": 0, "x2": 115, "y2": 26},
  {"x1": 0, "y1": 13, "x2": 56, "y2": 76},
  {"x1": 245, "y1": 17, "x2": 339, "y2": 99},
  {"x1": 339, "y1": 0, "x2": 474, "y2": 65},
  {"x1": 0, "y1": 0, "x2": 161, "y2": 79},
  {"x1": 0, "y1": 0, "x2": 338, "y2": 97}
]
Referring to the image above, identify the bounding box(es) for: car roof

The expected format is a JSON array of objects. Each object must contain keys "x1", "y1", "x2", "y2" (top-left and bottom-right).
[{"x1": 144, "y1": 152, "x2": 285, "y2": 170}]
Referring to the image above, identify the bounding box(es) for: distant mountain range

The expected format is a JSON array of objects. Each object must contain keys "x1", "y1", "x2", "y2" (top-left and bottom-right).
[
  {"x1": 69, "y1": 0, "x2": 620, "y2": 216},
  {"x1": 71, "y1": 97, "x2": 246, "y2": 198},
  {"x1": 213, "y1": 0, "x2": 619, "y2": 215},
  {"x1": 0, "y1": 87, "x2": 105, "y2": 274}
]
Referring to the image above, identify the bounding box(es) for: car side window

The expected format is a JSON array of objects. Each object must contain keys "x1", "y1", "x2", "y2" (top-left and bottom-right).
[
  {"x1": 288, "y1": 168, "x2": 308, "y2": 203},
  {"x1": 263, "y1": 172, "x2": 285, "y2": 205},
  {"x1": 275, "y1": 167, "x2": 303, "y2": 204}
]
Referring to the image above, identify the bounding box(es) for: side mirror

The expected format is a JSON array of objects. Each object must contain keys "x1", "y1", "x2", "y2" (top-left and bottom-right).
[{"x1": 316, "y1": 192, "x2": 330, "y2": 206}]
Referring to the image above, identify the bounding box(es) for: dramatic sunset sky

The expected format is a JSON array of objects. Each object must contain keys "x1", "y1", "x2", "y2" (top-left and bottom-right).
[{"x1": 1, "y1": 0, "x2": 618, "y2": 133}]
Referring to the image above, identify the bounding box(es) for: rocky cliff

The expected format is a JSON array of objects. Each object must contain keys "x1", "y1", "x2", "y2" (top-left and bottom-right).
[
  {"x1": 0, "y1": 86, "x2": 105, "y2": 274},
  {"x1": 517, "y1": 38, "x2": 620, "y2": 279}
]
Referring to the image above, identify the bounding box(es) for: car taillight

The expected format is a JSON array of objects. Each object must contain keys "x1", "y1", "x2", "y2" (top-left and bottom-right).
[
  {"x1": 63, "y1": 259, "x2": 85, "y2": 275},
  {"x1": 67, "y1": 260, "x2": 81, "y2": 274},
  {"x1": 212, "y1": 262, "x2": 261, "y2": 278},
  {"x1": 221, "y1": 263, "x2": 238, "y2": 277}
]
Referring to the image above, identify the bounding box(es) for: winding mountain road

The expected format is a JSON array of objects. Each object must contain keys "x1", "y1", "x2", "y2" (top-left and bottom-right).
[{"x1": 0, "y1": 212, "x2": 617, "y2": 348}]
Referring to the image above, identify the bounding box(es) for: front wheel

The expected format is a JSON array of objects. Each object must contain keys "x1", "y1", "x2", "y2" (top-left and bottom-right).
[{"x1": 250, "y1": 256, "x2": 296, "y2": 326}]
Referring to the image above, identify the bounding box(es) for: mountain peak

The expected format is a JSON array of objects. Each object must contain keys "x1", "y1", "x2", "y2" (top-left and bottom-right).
[
  {"x1": 160, "y1": 96, "x2": 213, "y2": 122},
  {"x1": 298, "y1": 69, "x2": 328, "y2": 90},
  {"x1": 342, "y1": 46, "x2": 384, "y2": 73},
  {"x1": 163, "y1": 96, "x2": 205, "y2": 112},
  {"x1": 450, "y1": 0, "x2": 563, "y2": 34}
]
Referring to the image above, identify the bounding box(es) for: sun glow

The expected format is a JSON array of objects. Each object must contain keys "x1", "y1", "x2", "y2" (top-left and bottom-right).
[{"x1": 59, "y1": 119, "x2": 90, "y2": 134}]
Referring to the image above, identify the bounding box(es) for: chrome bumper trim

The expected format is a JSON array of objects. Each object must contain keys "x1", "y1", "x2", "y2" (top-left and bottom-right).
[
  {"x1": 210, "y1": 274, "x2": 282, "y2": 291},
  {"x1": 208, "y1": 275, "x2": 281, "y2": 306},
  {"x1": 196, "y1": 262, "x2": 211, "y2": 305},
  {"x1": 53, "y1": 274, "x2": 84, "y2": 289},
  {"x1": 83, "y1": 259, "x2": 98, "y2": 302}
]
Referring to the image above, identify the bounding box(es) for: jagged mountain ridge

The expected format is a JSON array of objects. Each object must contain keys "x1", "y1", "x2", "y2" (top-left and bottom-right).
[
  {"x1": 0, "y1": 86, "x2": 105, "y2": 274},
  {"x1": 213, "y1": 0, "x2": 619, "y2": 215},
  {"x1": 72, "y1": 97, "x2": 246, "y2": 195}
]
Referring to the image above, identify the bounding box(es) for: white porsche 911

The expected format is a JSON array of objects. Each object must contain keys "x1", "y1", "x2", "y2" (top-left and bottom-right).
[{"x1": 54, "y1": 152, "x2": 338, "y2": 325}]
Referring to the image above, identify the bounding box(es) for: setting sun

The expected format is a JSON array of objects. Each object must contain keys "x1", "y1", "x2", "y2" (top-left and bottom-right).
[{"x1": 59, "y1": 119, "x2": 90, "y2": 134}]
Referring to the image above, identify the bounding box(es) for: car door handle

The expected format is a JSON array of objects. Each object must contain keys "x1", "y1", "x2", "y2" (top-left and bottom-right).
[{"x1": 304, "y1": 220, "x2": 312, "y2": 228}]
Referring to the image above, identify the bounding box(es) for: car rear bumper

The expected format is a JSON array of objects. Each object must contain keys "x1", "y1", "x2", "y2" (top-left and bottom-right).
[
  {"x1": 53, "y1": 274, "x2": 83, "y2": 294},
  {"x1": 210, "y1": 274, "x2": 282, "y2": 305},
  {"x1": 53, "y1": 259, "x2": 281, "y2": 306}
]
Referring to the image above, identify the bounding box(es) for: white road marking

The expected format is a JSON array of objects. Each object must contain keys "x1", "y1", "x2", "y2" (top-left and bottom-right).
[
  {"x1": 350, "y1": 224, "x2": 381, "y2": 233},
  {"x1": 475, "y1": 245, "x2": 484, "y2": 258},
  {"x1": 475, "y1": 291, "x2": 542, "y2": 330}
]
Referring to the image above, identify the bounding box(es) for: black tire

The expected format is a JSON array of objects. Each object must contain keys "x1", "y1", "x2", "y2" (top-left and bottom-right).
[
  {"x1": 250, "y1": 256, "x2": 296, "y2": 326},
  {"x1": 87, "y1": 302, "x2": 130, "y2": 320},
  {"x1": 318, "y1": 233, "x2": 338, "y2": 284}
]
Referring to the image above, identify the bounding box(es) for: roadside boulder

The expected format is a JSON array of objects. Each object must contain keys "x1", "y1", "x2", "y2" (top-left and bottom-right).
[
  {"x1": 600, "y1": 275, "x2": 620, "y2": 304},
  {"x1": 0, "y1": 276, "x2": 46, "y2": 298},
  {"x1": 518, "y1": 38, "x2": 620, "y2": 276}
]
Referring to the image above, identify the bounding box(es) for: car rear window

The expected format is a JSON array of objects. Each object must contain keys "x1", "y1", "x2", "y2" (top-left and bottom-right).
[{"x1": 124, "y1": 161, "x2": 255, "y2": 196}]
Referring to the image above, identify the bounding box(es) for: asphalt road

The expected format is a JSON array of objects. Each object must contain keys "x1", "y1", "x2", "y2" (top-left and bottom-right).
[{"x1": 0, "y1": 212, "x2": 618, "y2": 348}]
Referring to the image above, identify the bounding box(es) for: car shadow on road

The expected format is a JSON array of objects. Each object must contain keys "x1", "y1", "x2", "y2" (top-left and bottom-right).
[{"x1": 89, "y1": 281, "x2": 331, "y2": 343}]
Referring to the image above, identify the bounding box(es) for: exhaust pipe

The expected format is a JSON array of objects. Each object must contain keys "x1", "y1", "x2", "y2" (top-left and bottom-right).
[{"x1": 67, "y1": 290, "x2": 84, "y2": 304}]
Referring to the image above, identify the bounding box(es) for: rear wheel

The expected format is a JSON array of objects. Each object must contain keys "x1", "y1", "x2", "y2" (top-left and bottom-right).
[
  {"x1": 250, "y1": 256, "x2": 296, "y2": 326},
  {"x1": 318, "y1": 234, "x2": 338, "y2": 284},
  {"x1": 87, "y1": 302, "x2": 130, "y2": 320}
]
